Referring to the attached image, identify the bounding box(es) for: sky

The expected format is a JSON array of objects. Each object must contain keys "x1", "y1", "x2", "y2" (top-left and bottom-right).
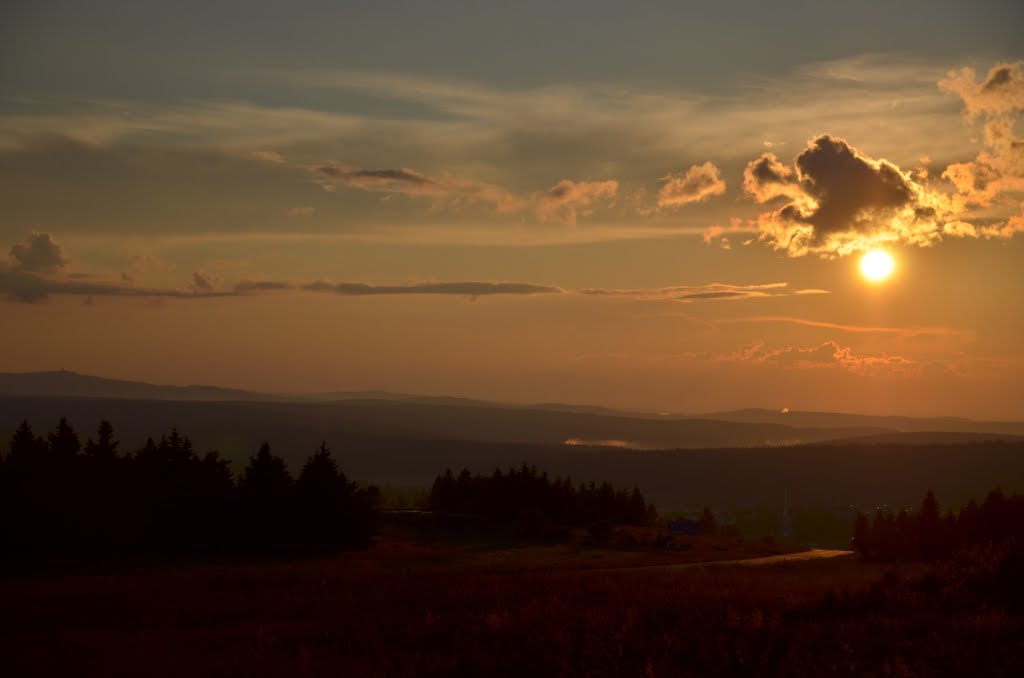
[{"x1": 1, "y1": 1, "x2": 1023, "y2": 418}]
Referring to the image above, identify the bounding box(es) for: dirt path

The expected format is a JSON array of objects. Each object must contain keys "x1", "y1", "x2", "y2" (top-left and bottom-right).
[{"x1": 593, "y1": 548, "x2": 854, "y2": 574}]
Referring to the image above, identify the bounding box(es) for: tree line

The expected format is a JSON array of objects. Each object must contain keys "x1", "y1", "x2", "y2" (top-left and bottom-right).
[
  {"x1": 0, "y1": 417, "x2": 378, "y2": 564},
  {"x1": 429, "y1": 465, "x2": 658, "y2": 528},
  {"x1": 852, "y1": 486, "x2": 1024, "y2": 561}
]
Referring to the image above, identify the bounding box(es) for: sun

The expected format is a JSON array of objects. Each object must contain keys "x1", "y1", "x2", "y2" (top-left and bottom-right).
[{"x1": 859, "y1": 250, "x2": 895, "y2": 282}]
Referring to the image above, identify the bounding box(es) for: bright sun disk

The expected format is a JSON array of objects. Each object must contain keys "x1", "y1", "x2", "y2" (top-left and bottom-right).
[{"x1": 860, "y1": 250, "x2": 895, "y2": 282}]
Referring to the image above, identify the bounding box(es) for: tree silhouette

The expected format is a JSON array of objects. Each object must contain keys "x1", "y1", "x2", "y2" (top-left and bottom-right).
[
  {"x1": 238, "y1": 442, "x2": 295, "y2": 551},
  {"x1": 2, "y1": 418, "x2": 380, "y2": 568},
  {"x1": 47, "y1": 416, "x2": 80, "y2": 458},
  {"x1": 295, "y1": 442, "x2": 361, "y2": 550},
  {"x1": 83, "y1": 420, "x2": 119, "y2": 462},
  {"x1": 8, "y1": 419, "x2": 43, "y2": 464}
]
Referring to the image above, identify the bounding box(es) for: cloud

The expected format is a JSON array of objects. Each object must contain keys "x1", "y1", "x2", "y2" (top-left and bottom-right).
[
  {"x1": 717, "y1": 315, "x2": 971, "y2": 339},
  {"x1": 742, "y1": 135, "x2": 961, "y2": 256},
  {"x1": 0, "y1": 268, "x2": 562, "y2": 304},
  {"x1": 288, "y1": 206, "x2": 315, "y2": 217},
  {"x1": 310, "y1": 161, "x2": 525, "y2": 214},
  {"x1": 0, "y1": 269, "x2": 229, "y2": 304},
  {"x1": 249, "y1": 150, "x2": 288, "y2": 164},
  {"x1": 308, "y1": 159, "x2": 621, "y2": 224},
  {"x1": 577, "y1": 281, "x2": 823, "y2": 302},
  {"x1": 656, "y1": 162, "x2": 726, "y2": 209},
  {"x1": 9, "y1": 232, "x2": 68, "y2": 272},
  {"x1": 720, "y1": 339, "x2": 917, "y2": 376},
  {"x1": 234, "y1": 280, "x2": 294, "y2": 293},
  {"x1": 535, "y1": 180, "x2": 618, "y2": 225},
  {"x1": 188, "y1": 270, "x2": 218, "y2": 295},
  {"x1": 301, "y1": 281, "x2": 563, "y2": 296},
  {"x1": 939, "y1": 61, "x2": 1024, "y2": 208}
]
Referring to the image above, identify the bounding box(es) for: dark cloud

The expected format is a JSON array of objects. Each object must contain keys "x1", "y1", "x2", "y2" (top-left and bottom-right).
[
  {"x1": 677, "y1": 291, "x2": 746, "y2": 300},
  {"x1": 234, "y1": 280, "x2": 294, "y2": 293},
  {"x1": 742, "y1": 153, "x2": 798, "y2": 202},
  {"x1": 315, "y1": 165, "x2": 435, "y2": 187},
  {"x1": 303, "y1": 281, "x2": 563, "y2": 296},
  {"x1": 188, "y1": 270, "x2": 218, "y2": 295},
  {"x1": 796, "y1": 136, "x2": 912, "y2": 232},
  {"x1": 0, "y1": 269, "x2": 224, "y2": 304},
  {"x1": 9, "y1": 232, "x2": 68, "y2": 273},
  {"x1": 741, "y1": 135, "x2": 957, "y2": 256},
  {"x1": 746, "y1": 135, "x2": 914, "y2": 234}
]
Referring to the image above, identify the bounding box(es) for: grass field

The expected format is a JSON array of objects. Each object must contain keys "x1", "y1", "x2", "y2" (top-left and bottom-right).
[{"x1": 4, "y1": 533, "x2": 1022, "y2": 677}]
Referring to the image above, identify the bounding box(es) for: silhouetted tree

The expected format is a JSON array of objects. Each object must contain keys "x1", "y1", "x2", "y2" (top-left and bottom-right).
[
  {"x1": 83, "y1": 420, "x2": 119, "y2": 461},
  {"x1": 48, "y1": 417, "x2": 81, "y2": 458},
  {"x1": 428, "y1": 465, "x2": 655, "y2": 529},
  {"x1": 295, "y1": 442, "x2": 361, "y2": 549},
  {"x1": 7, "y1": 419, "x2": 43, "y2": 464},
  {"x1": 238, "y1": 442, "x2": 294, "y2": 551}
]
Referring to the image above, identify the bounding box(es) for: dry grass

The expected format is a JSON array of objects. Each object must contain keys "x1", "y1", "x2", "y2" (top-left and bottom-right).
[{"x1": 2, "y1": 541, "x2": 1021, "y2": 677}]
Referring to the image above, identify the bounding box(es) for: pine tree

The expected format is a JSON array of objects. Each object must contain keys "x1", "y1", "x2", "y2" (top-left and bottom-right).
[
  {"x1": 238, "y1": 442, "x2": 294, "y2": 550},
  {"x1": 84, "y1": 420, "x2": 119, "y2": 461},
  {"x1": 8, "y1": 419, "x2": 40, "y2": 464},
  {"x1": 48, "y1": 417, "x2": 80, "y2": 458}
]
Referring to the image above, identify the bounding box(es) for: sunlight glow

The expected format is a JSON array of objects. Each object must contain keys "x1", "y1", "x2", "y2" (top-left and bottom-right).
[{"x1": 859, "y1": 250, "x2": 895, "y2": 282}]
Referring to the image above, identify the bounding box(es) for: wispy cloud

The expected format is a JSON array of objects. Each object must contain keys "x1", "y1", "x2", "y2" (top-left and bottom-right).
[
  {"x1": 299, "y1": 281, "x2": 563, "y2": 296},
  {"x1": 252, "y1": 153, "x2": 620, "y2": 224},
  {"x1": 718, "y1": 339, "x2": 919, "y2": 376},
  {"x1": 656, "y1": 162, "x2": 726, "y2": 210},
  {"x1": 717, "y1": 315, "x2": 972, "y2": 338},
  {"x1": 3, "y1": 234, "x2": 818, "y2": 305},
  {"x1": 577, "y1": 282, "x2": 825, "y2": 302}
]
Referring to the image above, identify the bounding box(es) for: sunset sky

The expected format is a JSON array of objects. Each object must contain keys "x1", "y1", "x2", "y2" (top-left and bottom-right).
[{"x1": 2, "y1": 1, "x2": 1022, "y2": 418}]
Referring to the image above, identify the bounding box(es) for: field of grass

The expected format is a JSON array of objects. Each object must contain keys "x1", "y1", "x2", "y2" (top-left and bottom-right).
[{"x1": 3, "y1": 534, "x2": 1022, "y2": 677}]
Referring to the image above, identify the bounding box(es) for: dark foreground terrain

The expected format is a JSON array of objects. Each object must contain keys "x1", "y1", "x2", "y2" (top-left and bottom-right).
[{"x1": 3, "y1": 538, "x2": 1022, "y2": 677}]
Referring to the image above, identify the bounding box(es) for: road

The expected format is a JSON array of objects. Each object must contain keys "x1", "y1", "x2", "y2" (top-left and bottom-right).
[{"x1": 594, "y1": 548, "x2": 854, "y2": 574}]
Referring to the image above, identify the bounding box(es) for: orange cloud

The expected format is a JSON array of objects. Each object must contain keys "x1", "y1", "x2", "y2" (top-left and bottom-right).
[
  {"x1": 741, "y1": 135, "x2": 967, "y2": 257},
  {"x1": 307, "y1": 161, "x2": 621, "y2": 223},
  {"x1": 535, "y1": 179, "x2": 619, "y2": 225},
  {"x1": 656, "y1": 162, "x2": 726, "y2": 209},
  {"x1": 718, "y1": 315, "x2": 970, "y2": 339},
  {"x1": 720, "y1": 339, "x2": 917, "y2": 376},
  {"x1": 940, "y1": 61, "x2": 1024, "y2": 209}
]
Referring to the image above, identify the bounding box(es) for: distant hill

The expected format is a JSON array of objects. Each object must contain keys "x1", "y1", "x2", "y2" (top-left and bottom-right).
[
  {"x1": 0, "y1": 395, "x2": 893, "y2": 459},
  {"x1": 2, "y1": 371, "x2": 1022, "y2": 455},
  {"x1": 695, "y1": 408, "x2": 1024, "y2": 437},
  {"x1": 813, "y1": 431, "x2": 1024, "y2": 446},
  {"x1": 0, "y1": 370, "x2": 276, "y2": 402},
  {"x1": 4, "y1": 381, "x2": 1024, "y2": 535}
]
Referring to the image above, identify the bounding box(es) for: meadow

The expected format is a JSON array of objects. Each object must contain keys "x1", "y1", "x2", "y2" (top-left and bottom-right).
[{"x1": 3, "y1": 534, "x2": 1022, "y2": 677}]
